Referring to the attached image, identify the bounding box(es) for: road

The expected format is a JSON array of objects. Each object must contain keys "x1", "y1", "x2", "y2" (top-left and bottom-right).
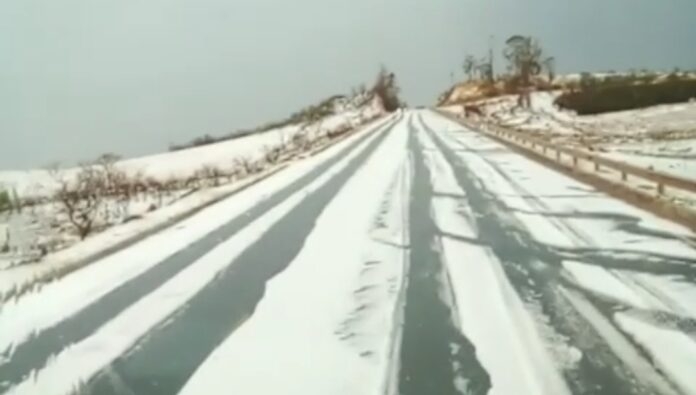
[{"x1": 1, "y1": 110, "x2": 696, "y2": 395}]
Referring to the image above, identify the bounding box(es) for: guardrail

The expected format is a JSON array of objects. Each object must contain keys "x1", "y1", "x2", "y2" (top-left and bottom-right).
[
  {"x1": 437, "y1": 110, "x2": 696, "y2": 196},
  {"x1": 436, "y1": 109, "x2": 696, "y2": 231}
]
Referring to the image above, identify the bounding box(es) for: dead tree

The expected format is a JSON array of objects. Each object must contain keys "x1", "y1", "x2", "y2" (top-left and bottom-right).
[
  {"x1": 96, "y1": 153, "x2": 124, "y2": 194},
  {"x1": 198, "y1": 165, "x2": 224, "y2": 187},
  {"x1": 503, "y1": 35, "x2": 547, "y2": 108},
  {"x1": 52, "y1": 163, "x2": 106, "y2": 240},
  {"x1": 234, "y1": 156, "x2": 257, "y2": 176}
]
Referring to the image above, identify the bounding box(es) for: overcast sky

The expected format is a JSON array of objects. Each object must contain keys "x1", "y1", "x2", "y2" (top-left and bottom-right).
[{"x1": 2, "y1": 0, "x2": 695, "y2": 169}]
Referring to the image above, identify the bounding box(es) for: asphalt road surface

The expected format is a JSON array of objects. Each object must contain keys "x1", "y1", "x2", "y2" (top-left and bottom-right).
[{"x1": 2, "y1": 110, "x2": 696, "y2": 395}]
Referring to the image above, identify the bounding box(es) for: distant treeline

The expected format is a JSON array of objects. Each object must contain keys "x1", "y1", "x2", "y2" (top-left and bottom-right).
[{"x1": 555, "y1": 73, "x2": 696, "y2": 115}]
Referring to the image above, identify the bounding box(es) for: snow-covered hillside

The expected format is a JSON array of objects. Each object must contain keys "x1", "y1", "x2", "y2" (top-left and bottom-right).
[
  {"x1": 0, "y1": 94, "x2": 382, "y2": 198},
  {"x1": 0, "y1": 94, "x2": 384, "y2": 294},
  {"x1": 443, "y1": 91, "x2": 696, "y2": 180}
]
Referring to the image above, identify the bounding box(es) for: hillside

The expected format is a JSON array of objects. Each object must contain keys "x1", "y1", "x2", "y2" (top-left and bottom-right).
[
  {"x1": 0, "y1": 92, "x2": 384, "y2": 296},
  {"x1": 0, "y1": 93, "x2": 381, "y2": 198},
  {"x1": 441, "y1": 90, "x2": 696, "y2": 181}
]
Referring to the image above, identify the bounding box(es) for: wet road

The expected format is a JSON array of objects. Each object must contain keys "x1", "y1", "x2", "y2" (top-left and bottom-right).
[{"x1": 2, "y1": 110, "x2": 696, "y2": 395}]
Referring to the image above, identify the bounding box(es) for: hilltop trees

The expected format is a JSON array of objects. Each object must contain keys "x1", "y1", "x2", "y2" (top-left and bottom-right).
[
  {"x1": 463, "y1": 55, "x2": 477, "y2": 81},
  {"x1": 462, "y1": 54, "x2": 494, "y2": 83},
  {"x1": 503, "y1": 35, "x2": 543, "y2": 88},
  {"x1": 452, "y1": 34, "x2": 556, "y2": 107},
  {"x1": 372, "y1": 66, "x2": 403, "y2": 112},
  {"x1": 503, "y1": 35, "x2": 554, "y2": 107},
  {"x1": 477, "y1": 56, "x2": 494, "y2": 83}
]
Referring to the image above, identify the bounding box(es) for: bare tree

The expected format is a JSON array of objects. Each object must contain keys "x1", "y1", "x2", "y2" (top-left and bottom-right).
[
  {"x1": 95, "y1": 153, "x2": 124, "y2": 194},
  {"x1": 234, "y1": 156, "x2": 257, "y2": 176},
  {"x1": 52, "y1": 163, "x2": 106, "y2": 240},
  {"x1": 115, "y1": 170, "x2": 143, "y2": 221},
  {"x1": 477, "y1": 56, "x2": 494, "y2": 82},
  {"x1": 94, "y1": 152, "x2": 134, "y2": 222},
  {"x1": 463, "y1": 55, "x2": 477, "y2": 81},
  {"x1": 198, "y1": 165, "x2": 224, "y2": 187},
  {"x1": 503, "y1": 35, "x2": 546, "y2": 107},
  {"x1": 146, "y1": 177, "x2": 167, "y2": 208}
]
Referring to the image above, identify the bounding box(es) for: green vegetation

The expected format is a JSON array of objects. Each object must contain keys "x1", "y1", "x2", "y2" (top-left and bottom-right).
[
  {"x1": 0, "y1": 189, "x2": 10, "y2": 212},
  {"x1": 555, "y1": 73, "x2": 696, "y2": 115}
]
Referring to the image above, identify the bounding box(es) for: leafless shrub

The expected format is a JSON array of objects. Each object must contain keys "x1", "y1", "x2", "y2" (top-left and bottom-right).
[
  {"x1": 222, "y1": 163, "x2": 243, "y2": 183},
  {"x1": 198, "y1": 165, "x2": 224, "y2": 187},
  {"x1": 144, "y1": 177, "x2": 168, "y2": 207},
  {"x1": 183, "y1": 173, "x2": 201, "y2": 191},
  {"x1": 222, "y1": 165, "x2": 239, "y2": 183},
  {"x1": 263, "y1": 145, "x2": 282, "y2": 165},
  {"x1": 114, "y1": 172, "x2": 141, "y2": 221},
  {"x1": 292, "y1": 131, "x2": 313, "y2": 152},
  {"x1": 51, "y1": 163, "x2": 106, "y2": 240},
  {"x1": 128, "y1": 172, "x2": 148, "y2": 201},
  {"x1": 234, "y1": 156, "x2": 259, "y2": 176},
  {"x1": 161, "y1": 177, "x2": 180, "y2": 193},
  {"x1": 95, "y1": 153, "x2": 125, "y2": 194},
  {"x1": 96, "y1": 153, "x2": 137, "y2": 222}
]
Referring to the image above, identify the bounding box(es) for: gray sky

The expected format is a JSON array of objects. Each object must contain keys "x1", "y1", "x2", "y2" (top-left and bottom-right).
[{"x1": 2, "y1": 0, "x2": 695, "y2": 169}]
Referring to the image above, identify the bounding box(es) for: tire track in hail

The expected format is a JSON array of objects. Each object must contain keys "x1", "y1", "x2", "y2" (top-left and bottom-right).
[
  {"x1": 420, "y1": 112, "x2": 680, "y2": 395},
  {"x1": 436, "y1": 122, "x2": 695, "y2": 393},
  {"x1": 75, "y1": 113, "x2": 401, "y2": 395},
  {"x1": 398, "y1": 115, "x2": 490, "y2": 395},
  {"x1": 0, "y1": 115, "x2": 398, "y2": 393}
]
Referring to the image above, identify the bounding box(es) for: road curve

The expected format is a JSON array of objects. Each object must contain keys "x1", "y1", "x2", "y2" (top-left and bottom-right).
[{"x1": 1, "y1": 110, "x2": 695, "y2": 395}]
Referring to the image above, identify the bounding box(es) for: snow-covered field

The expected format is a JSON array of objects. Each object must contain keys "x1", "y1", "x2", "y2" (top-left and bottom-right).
[
  {"x1": 0, "y1": 95, "x2": 384, "y2": 297},
  {"x1": 443, "y1": 91, "x2": 696, "y2": 181}
]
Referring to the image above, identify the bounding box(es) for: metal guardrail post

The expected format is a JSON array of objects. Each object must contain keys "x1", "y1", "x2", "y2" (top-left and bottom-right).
[
  {"x1": 434, "y1": 109, "x2": 696, "y2": 232},
  {"x1": 435, "y1": 110, "x2": 696, "y2": 195}
]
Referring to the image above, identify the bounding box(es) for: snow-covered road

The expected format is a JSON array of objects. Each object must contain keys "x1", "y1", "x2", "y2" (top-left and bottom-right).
[{"x1": 2, "y1": 110, "x2": 696, "y2": 395}]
